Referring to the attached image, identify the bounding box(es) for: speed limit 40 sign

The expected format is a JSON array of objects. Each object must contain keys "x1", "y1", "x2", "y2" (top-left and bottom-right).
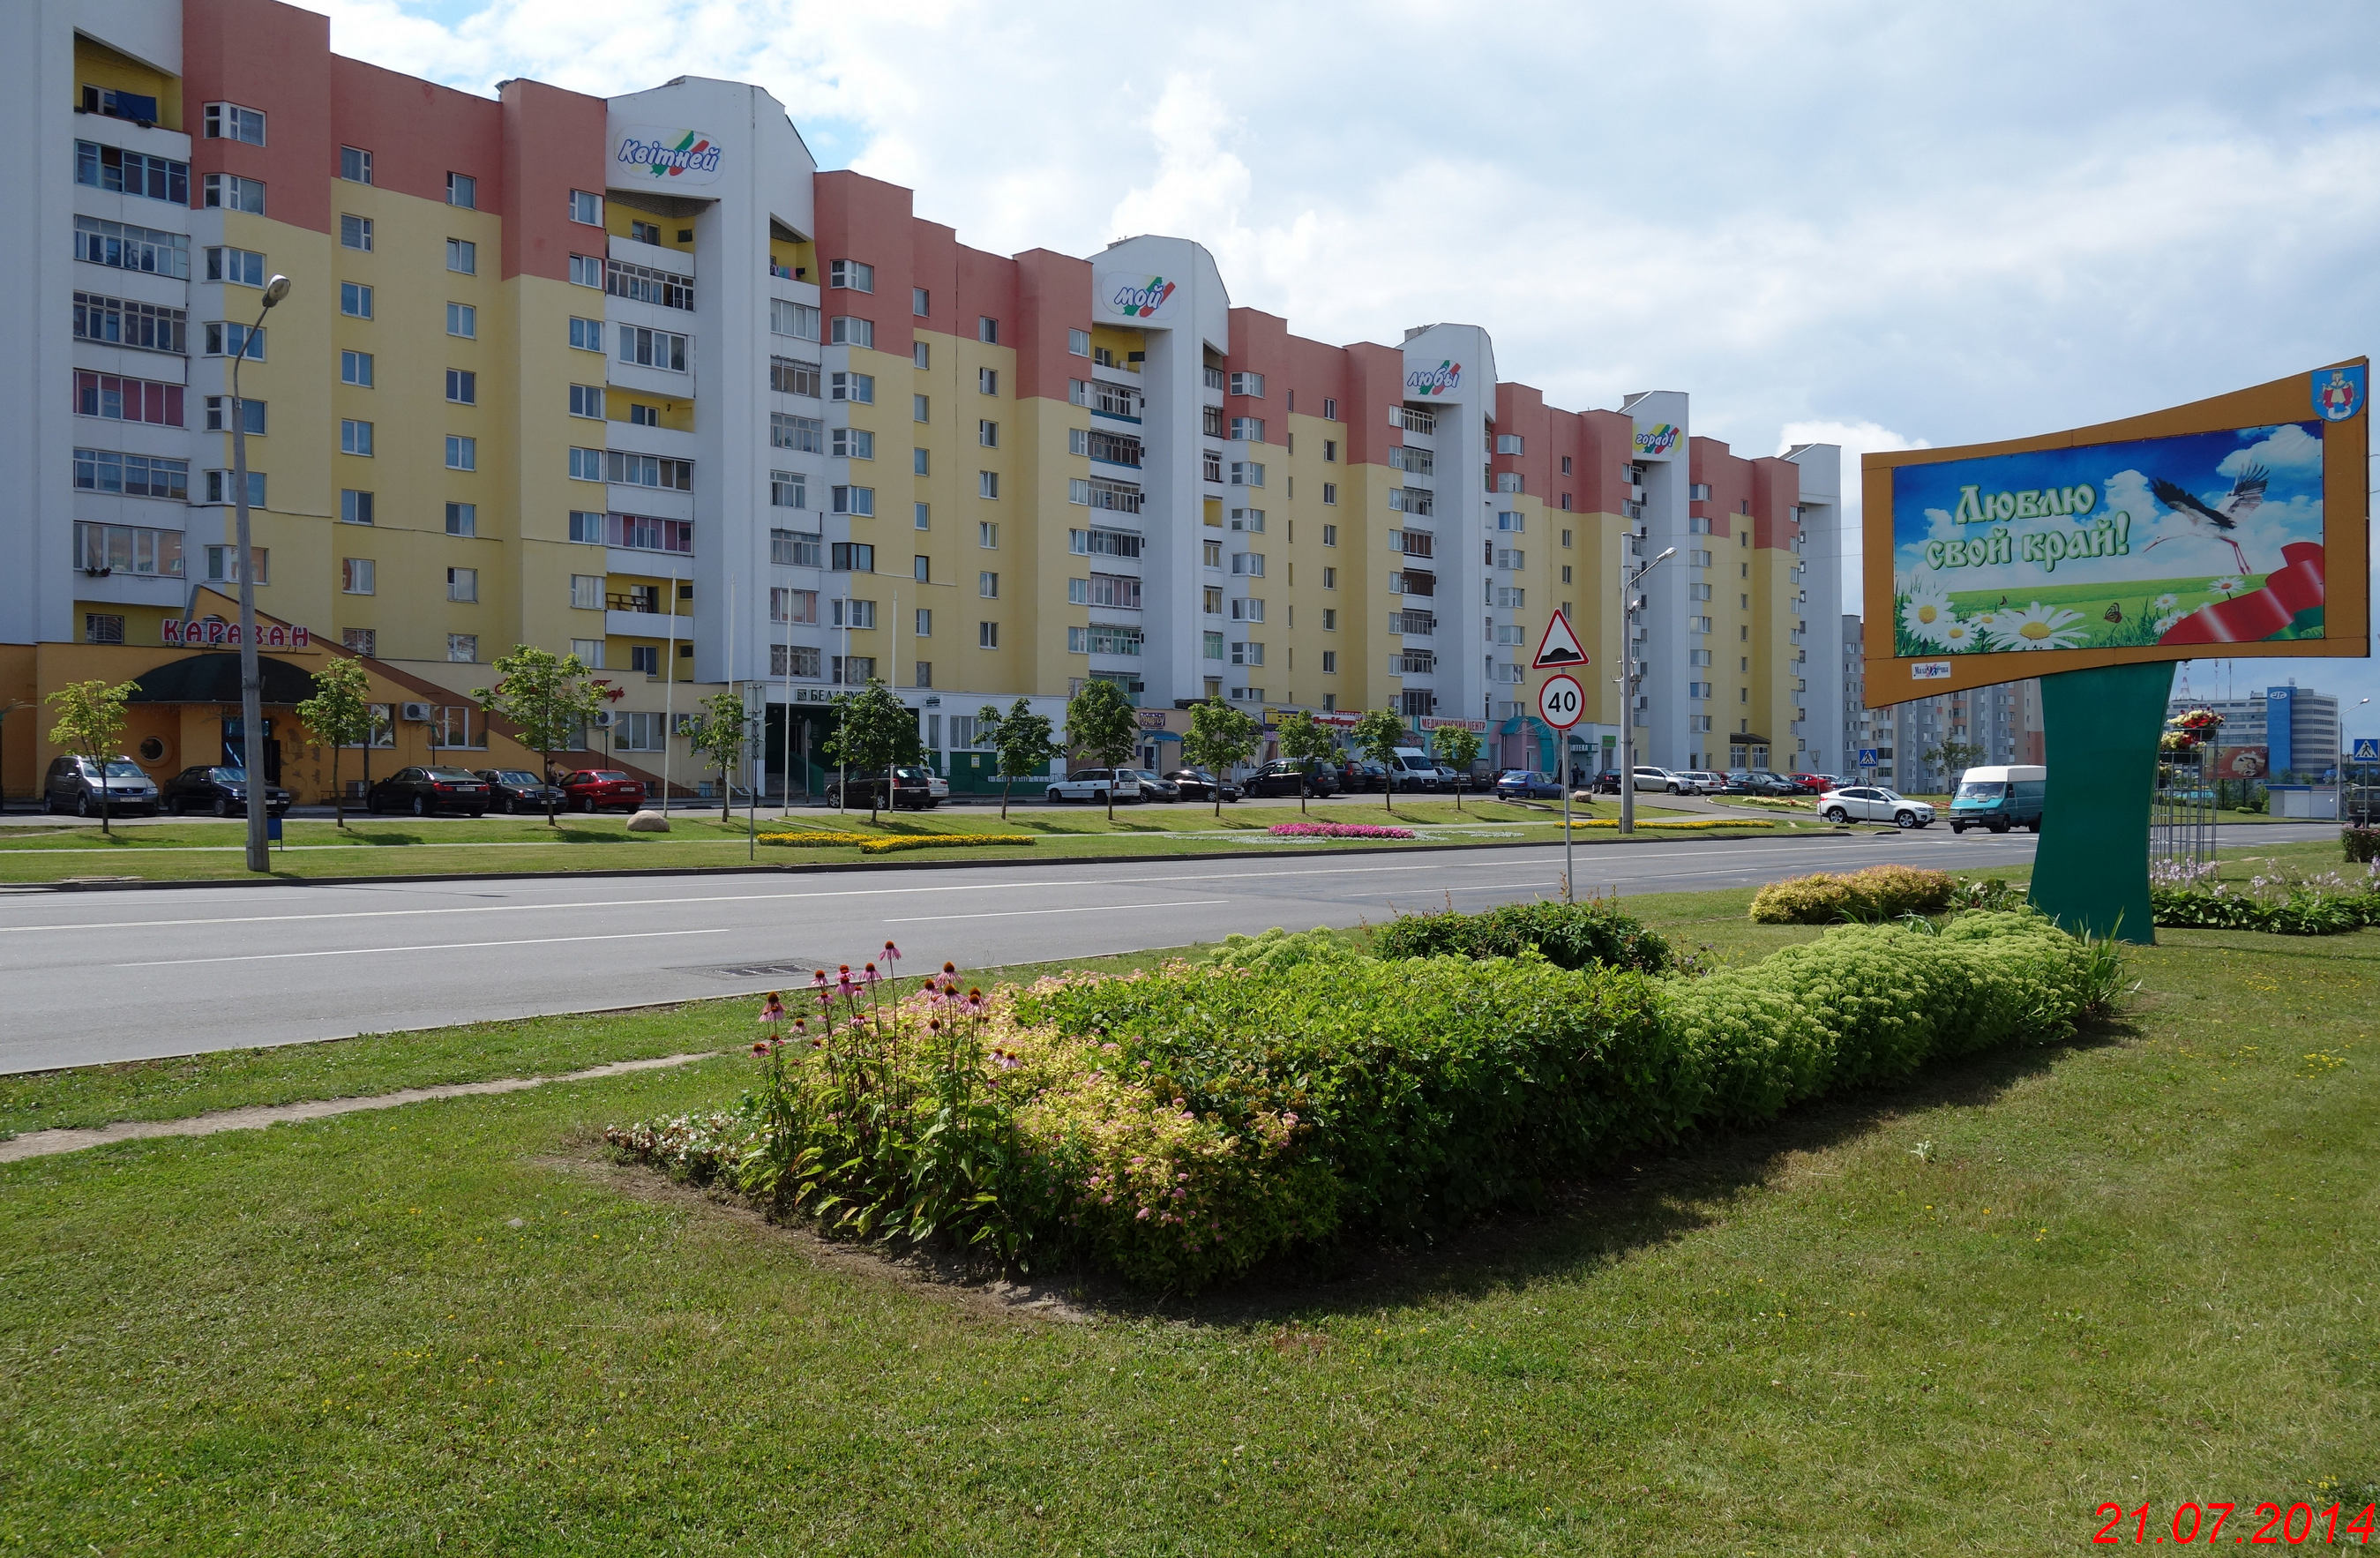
[{"x1": 1537, "y1": 673, "x2": 1584, "y2": 730}]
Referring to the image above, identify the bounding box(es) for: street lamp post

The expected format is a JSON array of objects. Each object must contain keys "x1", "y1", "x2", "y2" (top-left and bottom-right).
[
  {"x1": 1615, "y1": 543, "x2": 1677, "y2": 836},
  {"x1": 233, "y1": 273, "x2": 290, "y2": 873}
]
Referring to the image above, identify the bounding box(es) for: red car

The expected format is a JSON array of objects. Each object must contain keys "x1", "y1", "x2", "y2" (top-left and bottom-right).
[
  {"x1": 1784, "y1": 773, "x2": 1832, "y2": 796},
  {"x1": 558, "y1": 769, "x2": 647, "y2": 813}
]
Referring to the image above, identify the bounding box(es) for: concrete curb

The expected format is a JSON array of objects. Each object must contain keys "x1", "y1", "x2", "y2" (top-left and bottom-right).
[{"x1": 11, "y1": 824, "x2": 1860, "y2": 893}]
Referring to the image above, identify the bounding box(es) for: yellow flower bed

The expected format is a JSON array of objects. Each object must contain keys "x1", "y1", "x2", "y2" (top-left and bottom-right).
[
  {"x1": 759, "y1": 830, "x2": 1035, "y2": 855},
  {"x1": 1563, "y1": 817, "x2": 1779, "y2": 830}
]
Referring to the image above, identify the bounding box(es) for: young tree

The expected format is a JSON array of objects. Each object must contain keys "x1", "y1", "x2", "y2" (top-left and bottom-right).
[
  {"x1": 823, "y1": 678, "x2": 922, "y2": 823},
  {"x1": 1064, "y1": 678, "x2": 1141, "y2": 822},
  {"x1": 687, "y1": 689, "x2": 750, "y2": 821},
  {"x1": 44, "y1": 678, "x2": 137, "y2": 835},
  {"x1": 294, "y1": 655, "x2": 373, "y2": 828},
  {"x1": 977, "y1": 698, "x2": 1060, "y2": 821},
  {"x1": 1183, "y1": 699, "x2": 1263, "y2": 819},
  {"x1": 1351, "y1": 707, "x2": 1410, "y2": 813},
  {"x1": 1270, "y1": 708, "x2": 1338, "y2": 816},
  {"x1": 475, "y1": 646, "x2": 610, "y2": 825},
  {"x1": 1433, "y1": 724, "x2": 1483, "y2": 813},
  {"x1": 1921, "y1": 738, "x2": 1988, "y2": 790}
]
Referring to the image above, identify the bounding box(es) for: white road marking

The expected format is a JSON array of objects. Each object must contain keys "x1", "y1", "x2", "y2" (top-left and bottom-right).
[
  {"x1": 884, "y1": 898, "x2": 1231, "y2": 925},
  {"x1": 115, "y1": 926, "x2": 731, "y2": 969},
  {"x1": 2, "y1": 838, "x2": 2037, "y2": 938}
]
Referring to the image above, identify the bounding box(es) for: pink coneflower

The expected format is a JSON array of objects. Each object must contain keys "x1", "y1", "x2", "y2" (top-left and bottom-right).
[
  {"x1": 759, "y1": 992, "x2": 786, "y2": 1026},
  {"x1": 882, "y1": 940, "x2": 902, "y2": 963}
]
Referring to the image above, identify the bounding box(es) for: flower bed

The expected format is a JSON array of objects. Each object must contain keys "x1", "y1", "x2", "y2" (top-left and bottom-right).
[
  {"x1": 759, "y1": 830, "x2": 1035, "y2": 855},
  {"x1": 1566, "y1": 817, "x2": 1781, "y2": 830},
  {"x1": 1266, "y1": 822, "x2": 1414, "y2": 840},
  {"x1": 610, "y1": 906, "x2": 2118, "y2": 1291},
  {"x1": 2150, "y1": 858, "x2": 2380, "y2": 936},
  {"x1": 1750, "y1": 865, "x2": 1957, "y2": 924}
]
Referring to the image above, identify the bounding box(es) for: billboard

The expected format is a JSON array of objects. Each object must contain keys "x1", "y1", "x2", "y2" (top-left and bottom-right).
[
  {"x1": 1092, "y1": 270, "x2": 1183, "y2": 325},
  {"x1": 1863, "y1": 363, "x2": 2369, "y2": 701}
]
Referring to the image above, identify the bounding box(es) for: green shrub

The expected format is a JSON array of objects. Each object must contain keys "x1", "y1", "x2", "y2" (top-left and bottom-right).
[
  {"x1": 1197, "y1": 926, "x2": 1361, "y2": 975},
  {"x1": 2346, "y1": 826, "x2": 2380, "y2": 865},
  {"x1": 1370, "y1": 898, "x2": 1673, "y2": 974},
  {"x1": 1749, "y1": 865, "x2": 1957, "y2": 924}
]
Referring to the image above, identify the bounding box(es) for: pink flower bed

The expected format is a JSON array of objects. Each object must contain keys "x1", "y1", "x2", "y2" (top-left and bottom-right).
[{"x1": 1267, "y1": 821, "x2": 1415, "y2": 840}]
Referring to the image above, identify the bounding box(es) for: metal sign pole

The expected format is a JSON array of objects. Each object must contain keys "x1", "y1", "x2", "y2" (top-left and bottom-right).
[{"x1": 1560, "y1": 730, "x2": 1572, "y2": 902}]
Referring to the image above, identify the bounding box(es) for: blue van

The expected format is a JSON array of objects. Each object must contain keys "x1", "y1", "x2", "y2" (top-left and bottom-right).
[{"x1": 1949, "y1": 764, "x2": 2047, "y2": 834}]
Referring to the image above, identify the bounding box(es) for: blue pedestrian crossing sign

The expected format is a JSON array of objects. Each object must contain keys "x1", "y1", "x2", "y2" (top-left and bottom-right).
[
  {"x1": 2354, "y1": 738, "x2": 2380, "y2": 761},
  {"x1": 1859, "y1": 748, "x2": 1880, "y2": 766}
]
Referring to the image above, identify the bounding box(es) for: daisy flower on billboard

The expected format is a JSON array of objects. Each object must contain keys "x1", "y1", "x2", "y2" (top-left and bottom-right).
[
  {"x1": 1939, "y1": 618, "x2": 1980, "y2": 650},
  {"x1": 2209, "y1": 577, "x2": 2242, "y2": 597},
  {"x1": 1899, "y1": 575, "x2": 1955, "y2": 644},
  {"x1": 2002, "y1": 602, "x2": 2086, "y2": 650}
]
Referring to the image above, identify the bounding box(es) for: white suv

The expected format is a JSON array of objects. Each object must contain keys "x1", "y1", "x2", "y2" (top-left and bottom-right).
[
  {"x1": 1631, "y1": 766, "x2": 1691, "y2": 793},
  {"x1": 1817, "y1": 785, "x2": 1935, "y2": 829},
  {"x1": 1045, "y1": 768, "x2": 1142, "y2": 805}
]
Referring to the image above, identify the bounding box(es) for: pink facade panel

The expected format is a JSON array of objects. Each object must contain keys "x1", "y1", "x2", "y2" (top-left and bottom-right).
[
  {"x1": 497, "y1": 79, "x2": 604, "y2": 285},
  {"x1": 182, "y1": 0, "x2": 334, "y2": 235}
]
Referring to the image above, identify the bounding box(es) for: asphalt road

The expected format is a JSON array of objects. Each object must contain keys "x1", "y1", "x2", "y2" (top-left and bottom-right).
[{"x1": 0, "y1": 821, "x2": 2331, "y2": 1074}]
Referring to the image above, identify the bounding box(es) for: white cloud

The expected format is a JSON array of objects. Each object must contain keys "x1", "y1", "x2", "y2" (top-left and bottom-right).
[{"x1": 2219, "y1": 422, "x2": 2324, "y2": 476}]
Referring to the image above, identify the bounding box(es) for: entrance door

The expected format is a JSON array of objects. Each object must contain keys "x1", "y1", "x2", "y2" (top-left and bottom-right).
[{"x1": 220, "y1": 716, "x2": 281, "y2": 782}]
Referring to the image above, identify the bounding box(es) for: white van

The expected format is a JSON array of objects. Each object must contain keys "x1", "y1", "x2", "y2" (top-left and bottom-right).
[
  {"x1": 1949, "y1": 764, "x2": 2047, "y2": 834},
  {"x1": 1389, "y1": 747, "x2": 1443, "y2": 792}
]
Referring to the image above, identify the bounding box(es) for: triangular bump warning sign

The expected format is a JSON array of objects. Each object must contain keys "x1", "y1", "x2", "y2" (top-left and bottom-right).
[{"x1": 1531, "y1": 610, "x2": 1587, "y2": 670}]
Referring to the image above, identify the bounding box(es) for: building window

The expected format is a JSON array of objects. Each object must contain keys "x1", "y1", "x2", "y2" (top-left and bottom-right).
[
  {"x1": 830, "y1": 371, "x2": 875, "y2": 404},
  {"x1": 445, "y1": 502, "x2": 477, "y2": 537},
  {"x1": 771, "y1": 356, "x2": 823, "y2": 396},
  {"x1": 771, "y1": 528, "x2": 821, "y2": 566},
  {"x1": 1230, "y1": 552, "x2": 1266, "y2": 576},
  {"x1": 203, "y1": 543, "x2": 266, "y2": 582},
  {"x1": 771, "y1": 413, "x2": 824, "y2": 453},
  {"x1": 337, "y1": 216, "x2": 375, "y2": 257},
  {"x1": 337, "y1": 146, "x2": 373, "y2": 184},
  {"x1": 568, "y1": 447, "x2": 603, "y2": 482},
  {"x1": 977, "y1": 470, "x2": 999, "y2": 499},
  {"x1": 74, "y1": 522, "x2": 183, "y2": 579},
  {"x1": 74, "y1": 449, "x2": 189, "y2": 500},
  {"x1": 1321, "y1": 649, "x2": 1338, "y2": 674},
  {"x1": 567, "y1": 509, "x2": 604, "y2": 543},
  {"x1": 830, "y1": 485, "x2": 875, "y2": 517},
  {"x1": 568, "y1": 317, "x2": 603, "y2": 353},
  {"x1": 602, "y1": 452, "x2": 692, "y2": 490},
  {"x1": 446, "y1": 238, "x2": 476, "y2": 274},
  {"x1": 978, "y1": 620, "x2": 999, "y2": 648},
  {"x1": 914, "y1": 341, "x2": 932, "y2": 370},
  {"x1": 446, "y1": 566, "x2": 478, "y2": 603},
  {"x1": 446, "y1": 171, "x2": 477, "y2": 209},
  {"x1": 770, "y1": 587, "x2": 820, "y2": 624},
  {"x1": 75, "y1": 371, "x2": 183, "y2": 427},
  {"x1": 1229, "y1": 371, "x2": 1265, "y2": 397},
  {"x1": 977, "y1": 317, "x2": 999, "y2": 344},
  {"x1": 830, "y1": 597, "x2": 876, "y2": 629},
  {"x1": 197, "y1": 173, "x2": 263, "y2": 219},
  {"x1": 447, "y1": 634, "x2": 478, "y2": 663},
  {"x1": 445, "y1": 435, "x2": 476, "y2": 471},
  {"x1": 565, "y1": 252, "x2": 603, "y2": 288},
  {"x1": 1230, "y1": 416, "x2": 1265, "y2": 442},
  {"x1": 341, "y1": 489, "x2": 373, "y2": 525},
  {"x1": 568, "y1": 384, "x2": 603, "y2": 420},
  {"x1": 979, "y1": 368, "x2": 1000, "y2": 396},
  {"x1": 341, "y1": 628, "x2": 378, "y2": 657},
  {"x1": 829, "y1": 315, "x2": 874, "y2": 348},
  {"x1": 340, "y1": 419, "x2": 373, "y2": 456},
  {"x1": 437, "y1": 301, "x2": 477, "y2": 341},
  {"x1": 1230, "y1": 461, "x2": 1265, "y2": 487},
  {"x1": 772, "y1": 299, "x2": 821, "y2": 340},
  {"x1": 617, "y1": 326, "x2": 688, "y2": 371},
  {"x1": 73, "y1": 292, "x2": 186, "y2": 354},
  {"x1": 568, "y1": 190, "x2": 602, "y2": 225},
  {"x1": 831, "y1": 655, "x2": 875, "y2": 685},
  {"x1": 77, "y1": 217, "x2": 191, "y2": 279},
  {"x1": 336, "y1": 349, "x2": 371, "y2": 387},
  {"x1": 971, "y1": 521, "x2": 996, "y2": 551},
  {"x1": 631, "y1": 645, "x2": 661, "y2": 676},
  {"x1": 828, "y1": 541, "x2": 873, "y2": 574},
  {"x1": 200, "y1": 246, "x2": 266, "y2": 288},
  {"x1": 445, "y1": 368, "x2": 477, "y2": 405},
  {"x1": 203, "y1": 322, "x2": 266, "y2": 361},
  {"x1": 84, "y1": 613, "x2": 126, "y2": 645},
  {"x1": 198, "y1": 101, "x2": 267, "y2": 144},
  {"x1": 341, "y1": 557, "x2": 375, "y2": 595},
  {"x1": 830, "y1": 427, "x2": 874, "y2": 460},
  {"x1": 829, "y1": 259, "x2": 875, "y2": 292},
  {"x1": 770, "y1": 470, "x2": 808, "y2": 509},
  {"x1": 912, "y1": 286, "x2": 931, "y2": 316},
  {"x1": 1068, "y1": 328, "x2": 1091, "y2": 356},
  {"x1": 977, "y1": 419, "x2": 999, "y2": 448},
  {"x1": 202, "y1": 470, "x2": 267, "y2": 508},
  {"x1": 977, "y1": 571, "x2": 999, "y2": 599},
  {"x1": 78, "y1": 141, "x2": 190, "y2": 204},
  {"x1": 569, "y1": 573, "x2": 602, "y2": 610}
]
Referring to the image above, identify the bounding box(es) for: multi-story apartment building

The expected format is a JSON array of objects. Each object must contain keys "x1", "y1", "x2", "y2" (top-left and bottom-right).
[
  {"x1": 2166, "y1": 683, "x2": 2342, "y2": 781},
  {"x1": 0, "y1": 0, "x2": 1838, "y2": 800}
]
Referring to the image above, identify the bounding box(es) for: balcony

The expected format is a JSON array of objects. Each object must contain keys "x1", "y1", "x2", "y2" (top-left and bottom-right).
[
  {"x1": 607, "y1": 607, "x2": 692, "y2": 639},
  {"x1": 1389, "y1": 610, "x2": 1437, "y2": 636},
  {"x1": 1395, "y1": 407, "x2": 1436, "y2": 435}
]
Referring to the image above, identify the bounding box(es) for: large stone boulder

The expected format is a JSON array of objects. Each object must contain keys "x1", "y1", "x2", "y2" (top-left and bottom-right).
[{"x1": 625, "y1": 809, "x2": 671, "y2": 833}]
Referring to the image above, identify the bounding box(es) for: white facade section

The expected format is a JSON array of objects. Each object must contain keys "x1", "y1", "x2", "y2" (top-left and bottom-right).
[
  {"x1": 1621, "y1": 389, "x2": 1691, "y2": 768},
  {"x1": 1785, "y1": 442, "x2": 1845, "y2": 770},
  {"x1": 1397, "y1": 323, "x2": 1495, "y2": 723}
]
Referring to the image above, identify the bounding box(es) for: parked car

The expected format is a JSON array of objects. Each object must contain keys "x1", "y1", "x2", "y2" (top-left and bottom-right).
[
  {"x1": 922, "y1": 769, "x2": 952, "y2": 804},
  {"x1": 1336, "y1": 758, "x2": 1393, "y2": 793},
  {"x1": 1631, "y1": 765, "x2": 1693, "y2": 794},
  {"x1": 1243, "y1": 759, "x2": 1338, "y2": 799},
  {"x1": 367, "y1": 766, "x2": 492, "y2": 817},
  {"x1": 1678, "y1": 770, "x2": 1729, "y2": 795},
  {"x1": 1815, "y1": 784, "x2": 1935, "y2": 828},
  {"x1": 1165, "y1": 768, "x2": 1240, "y2": 804},
  {"x1": 1790, "y1": 773, "x2": 1842, "y2": 794},
  {"x1": 43, "y1": 753, "x2": 161, "y2": 817},
  {"x1": 473, "y1": 768, "x2": 567, "y2": 814},
  {"x1": 1434, "y1": 764, "x2": 1471, "y2": 792},
  {"x1": 829, "y1": 768, "x2": 936, "y2": 810},
  {"x1": 1495, "y1": 769, "x2": 1563, "y2": 800},
  {"x1": 1388, "y1": 748, "x2": 1442, "y2": 792},
  {"x1": 554, "y1": 769, "x2": 647, "y2": 813},
  {"x1": 161, "y1": 766, "x2": 290, "y2": 817},
  {"x1": 1118, "y1": 768, "x2": 1180, "y2": 803},
  {"x1": 1724, "y1": 769, "x2": 1800, "y2": 798},
  {"x1": 1949, "y1": 764, "x2": 2047, "y2": 834},
  {"x1": 1583, "y1": 769, "x2": 1624, "y2": 795},
  {"x1": 1045, "y1": 768, "x2": 1142, "y2": 805}
]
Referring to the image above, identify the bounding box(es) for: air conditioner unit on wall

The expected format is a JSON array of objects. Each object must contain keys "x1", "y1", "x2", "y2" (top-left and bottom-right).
[
  {"x1": 592, "y1": 709, "x2": 620, "y2": 729},
  {"x1": 399, "y1": 701, "x2": 433, "y2": 722}
]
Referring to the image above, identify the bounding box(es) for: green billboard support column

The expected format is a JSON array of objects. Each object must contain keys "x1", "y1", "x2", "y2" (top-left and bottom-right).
[{"x1": 2028, "y1": 661, "x2": 2176, "y2": 943}]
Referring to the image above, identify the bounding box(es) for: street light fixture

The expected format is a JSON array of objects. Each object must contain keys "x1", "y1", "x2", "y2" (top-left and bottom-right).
[
  {"x1": 1616, "y1": 543, "x2": 1676, "y2": 836},
  {"x1": 234, "y1": 273, "x2": 289, "y2": 873}
]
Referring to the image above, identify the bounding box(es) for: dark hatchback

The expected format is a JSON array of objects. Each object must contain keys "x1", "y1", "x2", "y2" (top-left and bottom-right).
[
  {"x1": 1164, "y1": 768, "x2": 1240, "y2": 804},
  {"x1": 161, "y1": 766, "x2": 291, "y2": 816},
  {"x1": 366, "y1": 766, "x2": 492, "y2": 816},
  {"x1": 474, "y1": 768, "x2": 568, "y2": 813},
  {"x1": 1243, "y1": 760, "x2": 1340, "y2": 799},
  {"x1": 1334, "y1": 759, "x2": 1392, "y2": 794},
  {"x1": 828, "y1": 768, "x2": 937, "y2": 810}
]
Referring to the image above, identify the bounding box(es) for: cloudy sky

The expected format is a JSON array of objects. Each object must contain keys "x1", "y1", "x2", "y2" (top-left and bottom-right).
[{"x1": 325, "y1": 0, "x2": 2380, "y2": 741}]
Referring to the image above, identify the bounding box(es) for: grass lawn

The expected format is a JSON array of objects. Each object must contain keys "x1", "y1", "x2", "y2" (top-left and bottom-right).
[
  {"x1": 4, "y1": 878, "x2": 2375, "y2": 1554},
  {"x1": 0, "y1": 798, "x2": 1775, "y2": 885}
]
